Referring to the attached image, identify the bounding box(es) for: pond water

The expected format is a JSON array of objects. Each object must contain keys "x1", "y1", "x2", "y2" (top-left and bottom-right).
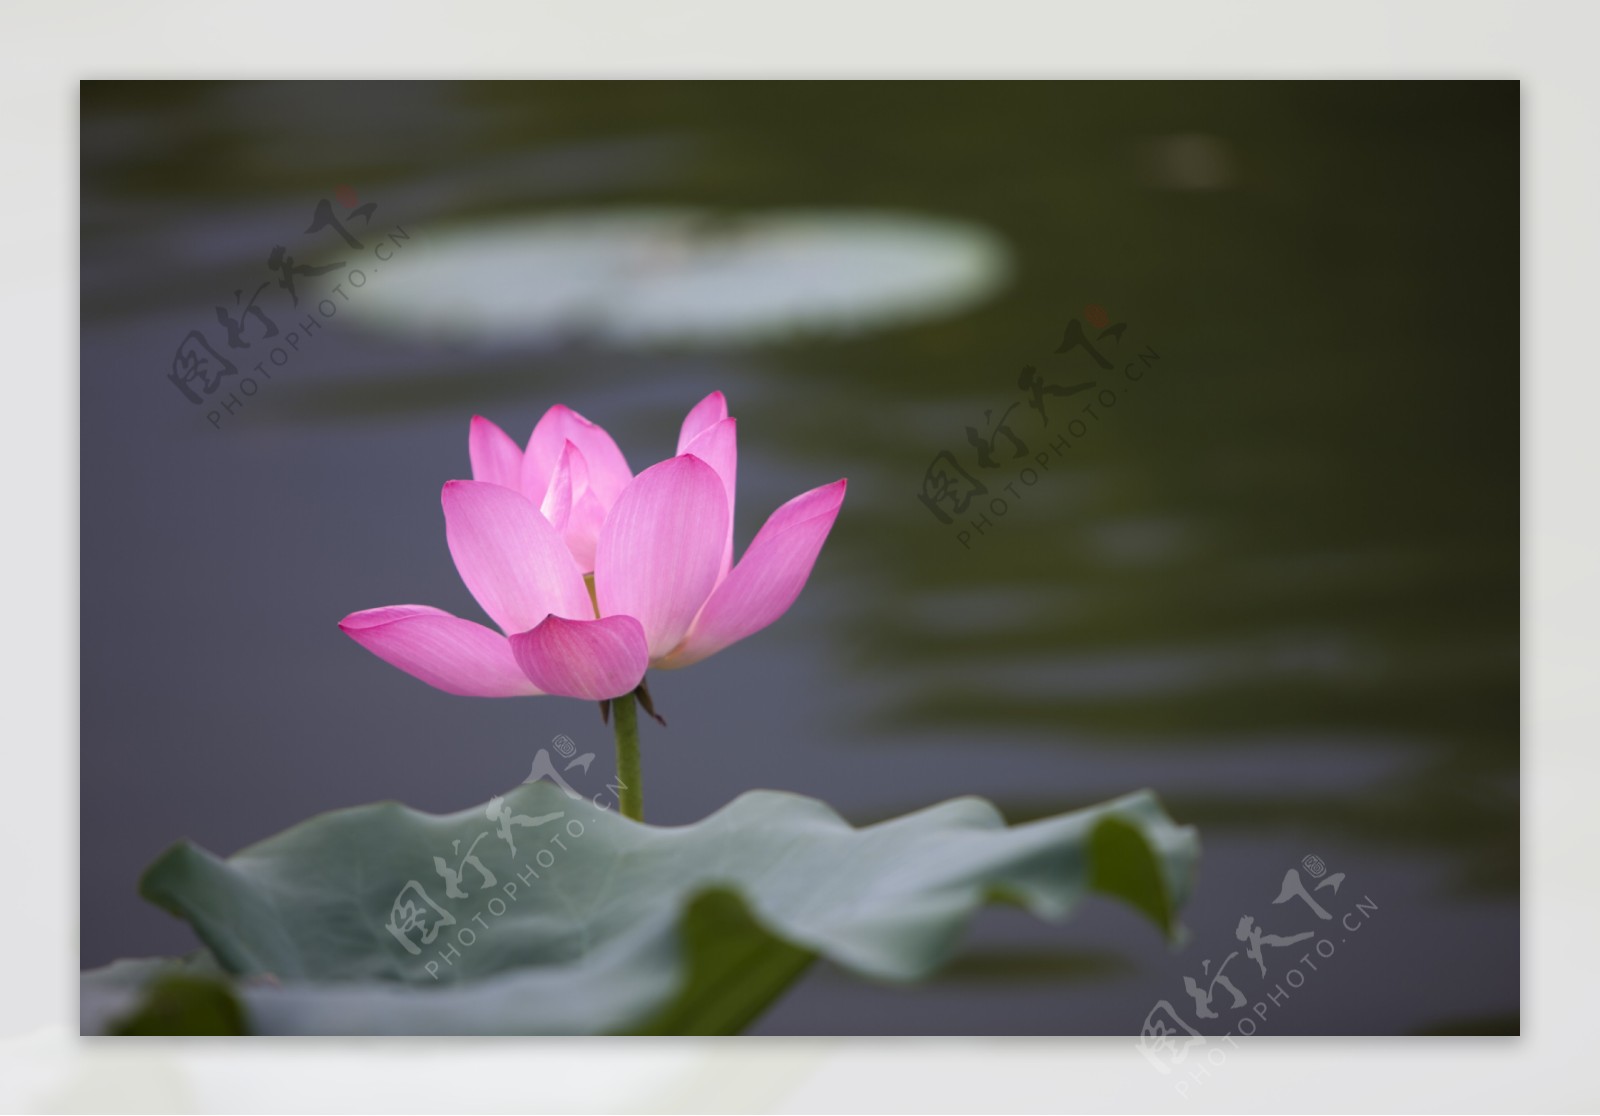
[{"x1": 80, "y1": 80, "x2": 1518, "y2": 1035}]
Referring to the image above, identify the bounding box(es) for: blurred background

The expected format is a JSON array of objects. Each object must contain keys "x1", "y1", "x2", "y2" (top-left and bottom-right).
[{"x1": 80, "y1": 80, "x2": 1518, "y2": 1035}]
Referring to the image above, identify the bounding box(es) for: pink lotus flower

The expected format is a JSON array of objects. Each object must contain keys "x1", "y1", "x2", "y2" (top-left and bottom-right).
[{"x1": 339, "y1": 392, "x2": 846, "y2": 703}]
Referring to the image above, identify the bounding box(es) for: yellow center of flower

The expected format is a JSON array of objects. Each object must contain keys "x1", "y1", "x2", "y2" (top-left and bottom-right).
[{"x1": 584, "y1": 572, "x2": 600, "y2": 618}]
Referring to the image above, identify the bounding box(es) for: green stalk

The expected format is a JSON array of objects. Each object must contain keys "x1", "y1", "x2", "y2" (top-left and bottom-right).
[{"x1": 612, "y1": 691, "x2": 644, "y2": 821}]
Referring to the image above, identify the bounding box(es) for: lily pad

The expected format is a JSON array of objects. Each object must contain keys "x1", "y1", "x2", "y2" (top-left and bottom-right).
[
  {"x1": 83, "y1": 784, "x2": 1197, "y2": 1035},
  {"x1": 346, "y1": 209, "x2": 1011, "y2": 346}
]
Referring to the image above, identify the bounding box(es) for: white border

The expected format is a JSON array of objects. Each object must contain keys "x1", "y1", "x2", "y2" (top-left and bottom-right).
[{"x1": 7, "y1": 2, "x2": 1590, "y2": 1110}]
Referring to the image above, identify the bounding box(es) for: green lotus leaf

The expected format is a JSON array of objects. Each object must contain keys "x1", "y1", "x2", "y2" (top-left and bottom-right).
[{"x1": 83, "y1": 783, "x2": 1197, "y2": 1034}]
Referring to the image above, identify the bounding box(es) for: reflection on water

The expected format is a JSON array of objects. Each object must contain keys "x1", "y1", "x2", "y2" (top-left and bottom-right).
[{"x1": 80, "y1": 80, "x2": 1518, "y2": 1035}]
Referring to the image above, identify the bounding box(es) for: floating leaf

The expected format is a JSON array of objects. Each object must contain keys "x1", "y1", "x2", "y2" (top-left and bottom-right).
[
  {"x1": 346, "y1": 209, "x2": 1012, "y2": 346},
  {"x1": 83, "y1": 784, "x2": 1196, "y2": 1035}
]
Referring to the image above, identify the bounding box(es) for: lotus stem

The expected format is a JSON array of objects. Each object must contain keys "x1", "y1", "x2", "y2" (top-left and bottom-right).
[{"x1": 612, "y1": 691, "x2": 643, "y2": 821}]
